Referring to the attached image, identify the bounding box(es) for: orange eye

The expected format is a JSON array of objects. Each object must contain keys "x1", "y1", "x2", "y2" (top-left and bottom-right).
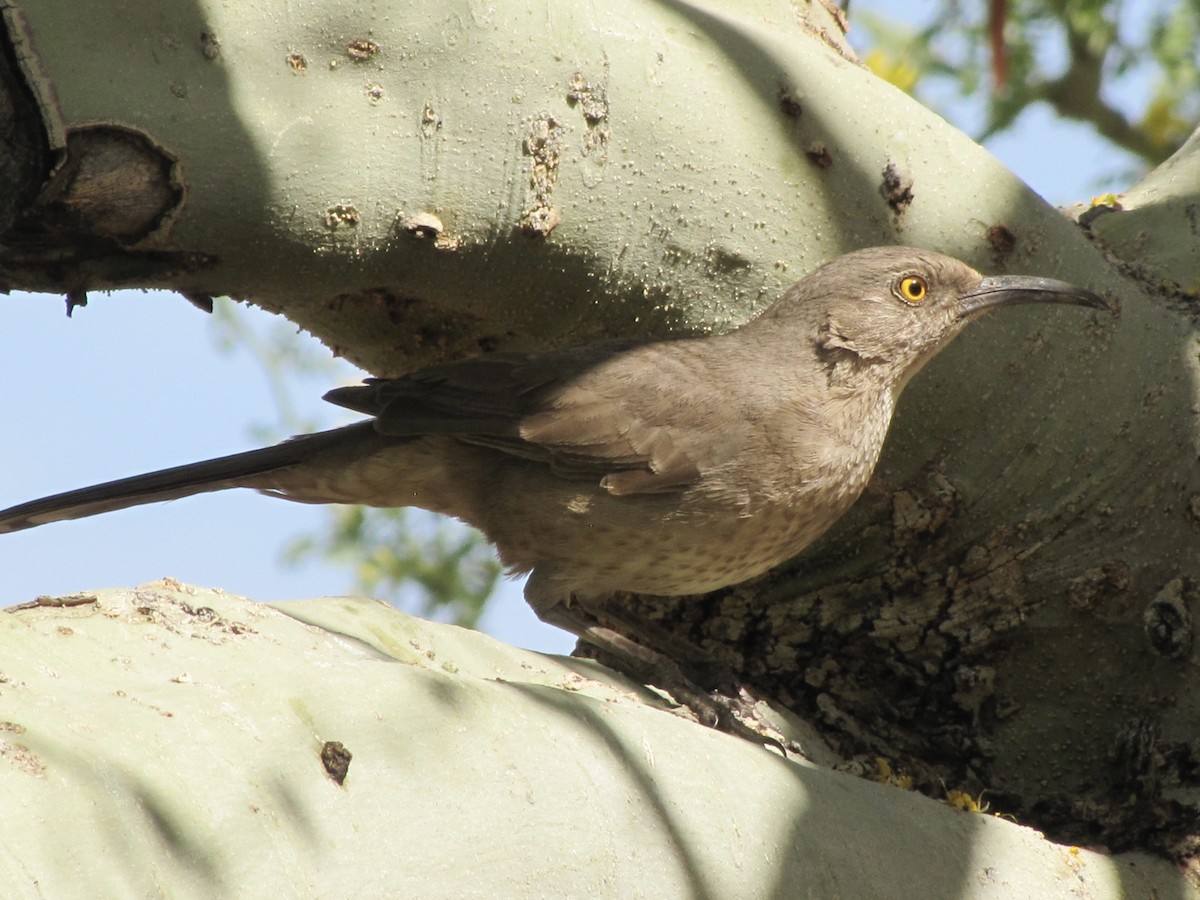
[{"x1": 896, "y1": 274, "x2": 928, "y2": 305}]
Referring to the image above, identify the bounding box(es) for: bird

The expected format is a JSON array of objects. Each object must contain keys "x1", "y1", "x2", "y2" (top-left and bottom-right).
[{"x1": 0, "y1": 247, "x2": 1107, "y2": 682}]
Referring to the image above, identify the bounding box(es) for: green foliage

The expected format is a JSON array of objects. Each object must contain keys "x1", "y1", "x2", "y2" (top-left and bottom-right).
[
  {"x1": 855, "y1": 0, "x2": 1200, "y2": 167},
  {"x1": 210, "y1": 299, "x2": 345, "y2": 438},
  {"x1": 282, "y1": 506, "x2": 502, "y2": 628}
]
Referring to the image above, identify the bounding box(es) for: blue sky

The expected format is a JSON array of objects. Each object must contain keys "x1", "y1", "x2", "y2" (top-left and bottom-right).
[{"x1": 0, "y1": 2, "x2": 1167, "y2": 654}]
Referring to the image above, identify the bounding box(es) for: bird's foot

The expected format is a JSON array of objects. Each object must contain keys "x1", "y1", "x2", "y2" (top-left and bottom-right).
[
  {"x1": 654, "y1": 672, "x2": 791, "y2": 753},
  {"x1": 542, "y1": 600, "x2": 792, "y2": 751}
]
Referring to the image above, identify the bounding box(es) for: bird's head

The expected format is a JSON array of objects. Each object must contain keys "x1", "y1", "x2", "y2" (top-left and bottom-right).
[{"x1": 757, "y1": 246, "x2": 1109, "y2": 393}]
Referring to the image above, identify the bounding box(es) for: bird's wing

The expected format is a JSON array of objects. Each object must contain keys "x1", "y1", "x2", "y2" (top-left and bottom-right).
[{"x1": 323, "y1": 342, "x2": 725, "y2": 495}]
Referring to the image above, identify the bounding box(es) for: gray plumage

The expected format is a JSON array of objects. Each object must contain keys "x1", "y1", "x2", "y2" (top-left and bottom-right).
[{"x1": 0, "y1": 247, "x2": 1106, "y2": 627}]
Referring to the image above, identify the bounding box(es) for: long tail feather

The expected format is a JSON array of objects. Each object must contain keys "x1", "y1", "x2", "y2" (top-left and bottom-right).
[{"x1": 0, "y1": 423, "x2": 374, "y2": 533}]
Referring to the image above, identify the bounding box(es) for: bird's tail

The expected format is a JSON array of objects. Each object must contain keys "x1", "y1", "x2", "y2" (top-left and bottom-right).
[{"x1": 0, "y1": 422, "x2": 376, "y2": 534}]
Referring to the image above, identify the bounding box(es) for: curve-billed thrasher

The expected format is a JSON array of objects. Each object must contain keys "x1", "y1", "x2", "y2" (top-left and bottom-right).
[{"x1": 1, "y1": 247, "x2": 1105, "y2": 684}]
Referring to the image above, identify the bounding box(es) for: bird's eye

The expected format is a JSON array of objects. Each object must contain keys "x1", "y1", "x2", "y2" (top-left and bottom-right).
[{"x1": 895, "y1": 274, "x2": 928, "y2": 305}]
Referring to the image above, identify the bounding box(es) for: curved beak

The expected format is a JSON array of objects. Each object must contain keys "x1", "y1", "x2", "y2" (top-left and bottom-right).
[{"x1": 959, "y1": 275, "x2": 1110, "y2": 319}]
